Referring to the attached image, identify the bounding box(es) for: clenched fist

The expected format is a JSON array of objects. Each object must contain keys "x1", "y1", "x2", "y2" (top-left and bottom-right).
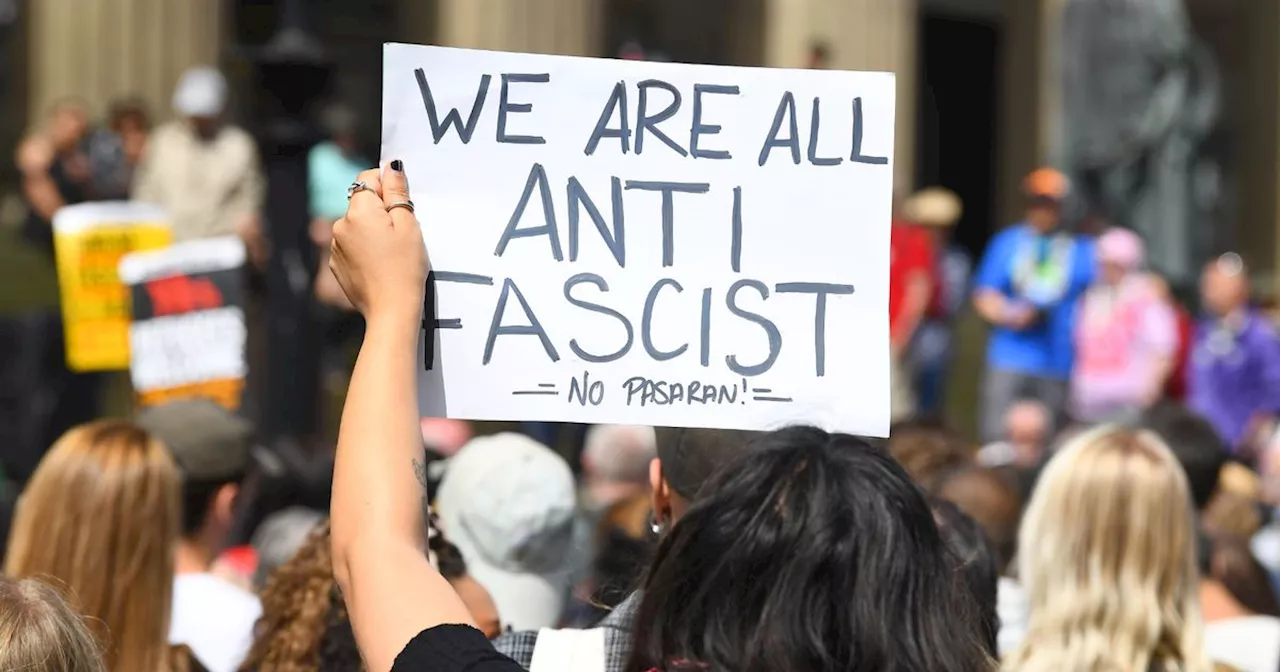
[{"x1": 329, "y1": 161, "x2": 428, "y2": 322}]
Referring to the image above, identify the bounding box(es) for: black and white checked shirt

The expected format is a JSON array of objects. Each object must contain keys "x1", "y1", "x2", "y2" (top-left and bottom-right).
[{"x1": 491, "y1": 592, "x2": 639, "y2": 672}]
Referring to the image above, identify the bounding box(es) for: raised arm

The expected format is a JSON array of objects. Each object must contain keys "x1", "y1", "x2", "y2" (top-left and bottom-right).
[
  {"x1": 16, "y1": 137, "x2": 63, "y2": 222},
  {"x1": 328, "y1": 164, "x2": 476, "y2": 671}
]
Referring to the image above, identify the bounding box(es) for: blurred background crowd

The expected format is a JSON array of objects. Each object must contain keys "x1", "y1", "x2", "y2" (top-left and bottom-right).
[{"x1": 4, "y1": 0, "x2": 1280, "y2": 671}]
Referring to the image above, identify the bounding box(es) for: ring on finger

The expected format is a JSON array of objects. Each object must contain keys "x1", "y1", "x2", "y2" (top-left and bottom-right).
[
  {"x1": 386, "y1": 200, "x2": 415, "y2": 214},
  {"x1": 346, "y1": 180, "x2": 375, "y2": 200}
]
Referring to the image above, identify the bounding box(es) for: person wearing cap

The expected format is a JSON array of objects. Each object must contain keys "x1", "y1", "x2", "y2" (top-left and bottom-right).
[
  {"x1": 1069, "y1": 227, "x2": 1177, "y2": 423},
  {"x1": 1189, "y1": 253, "x2": 1280, "y2": 456},
  {"x1": 972, "y1": 168, "x2": 1095, "y2": 441},
  {"x1": 136, "y1": 399, "x2": 261, "y2": 672},
  {"x1": 487, "y1": 426, "x2": 759, "y2": 670},
  {"x1": 888, "y1": 194, "x2": 937, "y2": 421},
  {"x1": 133, "y1": 66, "x2": 265, "y2": 262},
  {"x1": 903, "y1": 187, "x2": 970, "y2": 416}
]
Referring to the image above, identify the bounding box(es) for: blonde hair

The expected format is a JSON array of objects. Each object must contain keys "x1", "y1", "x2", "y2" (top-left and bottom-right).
[
  {"x1": 0, "y1": 576, "x2": 106, "y2": 672},
  {"x1": 1004, "y1": 426, "x2": 1211, "y2": 672},
  {"x1": 4, "y1": 420, "x2": 183, "y2": 672}
]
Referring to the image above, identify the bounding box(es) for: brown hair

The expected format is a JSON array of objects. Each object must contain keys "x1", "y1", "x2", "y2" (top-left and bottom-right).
[
  {"x1": 888, "y1": 421, "x2": 972, "y2": 492},
  {"x1": 1210, "y1": 535, "x2": 1280, "y2": 618},
  {"x1": 240, "y1": 521, "x2": 358, "y2": 672},
  {"x1": 4, "y1": 420, "x2": 183, "y2": 672},
  {"x1": 0, "y1": 576, "x2": 107, "y2": 672}
]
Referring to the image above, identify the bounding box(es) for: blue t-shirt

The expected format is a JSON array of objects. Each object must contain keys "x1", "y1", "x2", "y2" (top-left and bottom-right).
[
  {"x1": 308, "y1": 142, "x2": 367, "y2": 220},
  {"x1": 973, "y1": 224, "x2": 1095, "y2": 379}
]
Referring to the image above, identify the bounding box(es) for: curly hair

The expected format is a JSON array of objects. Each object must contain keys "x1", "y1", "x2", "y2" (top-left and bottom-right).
[
  {"x1": 239, "y1": 517, "x2": 469, "y2": 672},
  {"x1": 239, "y1": 521, "x2": 358, "y2": 672}
]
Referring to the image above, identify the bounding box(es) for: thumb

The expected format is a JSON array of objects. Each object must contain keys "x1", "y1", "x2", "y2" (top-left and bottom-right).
[{"x1": 382, "y1": 159, "x2": 415, "y2": 225}]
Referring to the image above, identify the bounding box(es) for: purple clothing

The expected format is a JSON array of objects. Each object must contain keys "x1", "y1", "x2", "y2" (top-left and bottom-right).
[{"x1": 1189, "y1": 311, "x2": 1280, "y2": 450}]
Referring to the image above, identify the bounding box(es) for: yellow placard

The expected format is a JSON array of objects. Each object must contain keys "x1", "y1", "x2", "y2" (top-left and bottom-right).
[{"x1": 53, "y1": 203, "x2": 171, "y2": 372}]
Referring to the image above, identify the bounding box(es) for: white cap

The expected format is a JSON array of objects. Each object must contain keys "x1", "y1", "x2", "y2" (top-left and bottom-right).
[
  {"x1": 435, "y1": 432, "x2": 577, "y2": 630},
  {"x1": 173, "y1": 66, "x2": 227, "y2": 117}
]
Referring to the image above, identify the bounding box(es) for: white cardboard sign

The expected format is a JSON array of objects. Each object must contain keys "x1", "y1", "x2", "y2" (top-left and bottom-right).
[{"x1": 382, "y1": 43, "x2": 895, "y2": 436}]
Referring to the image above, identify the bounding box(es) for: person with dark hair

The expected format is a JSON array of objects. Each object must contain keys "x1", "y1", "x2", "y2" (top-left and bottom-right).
[
  {"x1": 87, "y1": 97, "x2": 150, "y2": 200},
  {"x1": 619, "y1": 428, "x2": 994, "y2": 672},
  {"x1": 937, "y1": 466, "x2": 1021, "y2": 573},
  {"x1": 324, "y1": 165, "x2": 995, "y2": 672},
  {"x1": 1142, "y1": 401, "x2": 1228, "y2": 511},
  {"x1": 137, "y1": 399, "x2": 261, "y2": 672},
  {"x1": 807, "y1": 40, "x2": 831, "y2": 69},
  {"x1": 931, "y1": 498, "x2": 1000, "y2": 657},
  {"x1": 489, "y1": 425, "x2": 761, "y2": 667},
  {"x1": 936, "y1": 464, "x2": 1027, "y2": 655}
]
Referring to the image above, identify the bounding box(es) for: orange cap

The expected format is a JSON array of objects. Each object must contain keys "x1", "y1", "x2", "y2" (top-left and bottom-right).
[{"x1": 1023, "y1": 168, "x2": 1069, "y2": 201}]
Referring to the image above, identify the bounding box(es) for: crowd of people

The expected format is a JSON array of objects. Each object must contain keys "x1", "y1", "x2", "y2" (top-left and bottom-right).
[
  {"x1": 6, "y1": 62, "x2": 1280, "y2": 672},
  {"x1": 892, "y1": 167, "x2": 1280, "y2": 463}
]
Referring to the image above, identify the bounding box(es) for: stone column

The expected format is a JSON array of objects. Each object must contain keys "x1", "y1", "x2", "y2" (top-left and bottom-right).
[
  {"x1": 763, "y1": 0, "x2": 917, "y2": 191},
  {"x1": 26, "y1": 0, "x2": 222, "y2": 121},
  {"x1": 435, "y1": 0, "x2": 602, "y2": 56}
]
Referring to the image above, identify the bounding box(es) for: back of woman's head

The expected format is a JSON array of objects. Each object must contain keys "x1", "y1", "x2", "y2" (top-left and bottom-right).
[
  {"x1": 3, "y1": 420, "x2": 180, "y2": 672},
  {"x1": 241, "y1": 521, "x2": 361, "y2": 672},
  {"x1": 0, "y1": 576, "x2": 106, "y2": 672},
  {"x1": 1006, "y1": 425, "x2": 1210, "y2": 672},
  {"x1": 626, "y1": 425, "x2": 993, "y2": 672}
]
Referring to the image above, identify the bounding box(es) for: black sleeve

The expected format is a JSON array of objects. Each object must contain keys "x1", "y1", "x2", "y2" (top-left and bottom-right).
[{"x1": 392, "y1": 624, "x2": 525, "y2": 672}]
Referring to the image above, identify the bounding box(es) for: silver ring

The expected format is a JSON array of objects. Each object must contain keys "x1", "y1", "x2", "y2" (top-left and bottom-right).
[
  {"x1": 346, "y1": 181, "x2": 374, "y2": 200},
  {"x1": 386, "y1": 200, "x2": 415, "y2": 214}
]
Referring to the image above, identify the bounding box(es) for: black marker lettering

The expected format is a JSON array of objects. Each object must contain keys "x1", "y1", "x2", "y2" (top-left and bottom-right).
[
  {"x1": 415, "y1": 69, "x2": 490, "y2": 144},
  {"x1": 563, "y1": 273, "x2": 634, "y2": 363},
  {"x1": 496, "y1": 73, "x2": 550, "y2": 144},
  {"x1": 689, "y1": 83, "x2": 739, "y2": 160},
  {"x1": 636, "y1": 80, "x2": 688, "y2": 157},
  {"x1": 584, "y1": 81, "x2": 631, "y2": 155},
  {"x1": 776, "y1": 281, "x2": 855, "y2": 376},
  {"x1": 483, "y1": 278, "x2": 560, "y2": 364},
  {"x1": 724, "y1": 279, "x2": 782, "y2": 376},
  {"x1": 494, "y1": 163, "x2": 563, "y2": 261}
]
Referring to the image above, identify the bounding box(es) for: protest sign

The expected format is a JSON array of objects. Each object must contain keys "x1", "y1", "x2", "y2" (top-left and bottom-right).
[
  {"x1": 118, "y1": 236, "x2": 248, "y2": 411},
  {"x1": 382, "y1": 44, "x2": 895, "y2": 436},
  {"x1": 52, "y1": 202, "x2": 171, "y2": 371}
]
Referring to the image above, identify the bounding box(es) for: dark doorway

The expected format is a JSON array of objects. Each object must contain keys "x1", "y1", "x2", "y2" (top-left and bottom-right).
[{"x1": 916, "y1": 13, "x2": 1001, "y2": 259}]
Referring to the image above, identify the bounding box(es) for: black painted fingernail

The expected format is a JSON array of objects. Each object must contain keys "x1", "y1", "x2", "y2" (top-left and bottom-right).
[{"x1": 390, "y1": 159, "x2": 404, "y2": 172}]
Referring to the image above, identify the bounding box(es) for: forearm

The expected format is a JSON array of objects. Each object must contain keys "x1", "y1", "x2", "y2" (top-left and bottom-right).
[
  {"x1": 331, "y1": 310, "x2": 427, "y2": 579},
  {"x1": 972, "y1": 288, "x2": 1008, "y2": 325},
  {"x1": 1146, "y1": 354, "x2": 1174, "y2": 402},
  {"x1": 22, "y1": 178, "x2": 63, "y2": 222},
  {"x1": 893, "y1": 275, "x2": 931, "y2": 350}
]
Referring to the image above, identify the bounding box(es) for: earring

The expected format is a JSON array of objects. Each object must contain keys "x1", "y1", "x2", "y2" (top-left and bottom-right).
[{"x1": 649, "y1": 512, "x2": 664, "y2": 536}]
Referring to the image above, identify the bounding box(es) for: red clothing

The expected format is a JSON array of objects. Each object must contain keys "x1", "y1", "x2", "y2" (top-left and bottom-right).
[
  {"x1": 1164, "y1": 304, "x2": 1194, "y2": 400},
  {"x1": 890, "y1": 222, "x2": 936, "y2": 343}
]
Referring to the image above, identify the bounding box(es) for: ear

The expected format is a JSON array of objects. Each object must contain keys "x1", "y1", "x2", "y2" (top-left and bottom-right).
[
  {"x1": 212, "y1": 483, "x2": 239, "y2": 528},
  {"x1": 649, "y1": 458, "x2": 672, "y2": 526}
]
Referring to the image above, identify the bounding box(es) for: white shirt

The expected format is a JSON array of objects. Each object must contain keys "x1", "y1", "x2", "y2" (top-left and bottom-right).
[
  {"x1": 1206, "y1": 616, "x2": 1280, "y2": 672},
  {"x1": 169, "y1": 573, "x2": 262, "y2": 672},
  {"x1": 996, "y1": 576, "x2": 1029, "y2": 656}
]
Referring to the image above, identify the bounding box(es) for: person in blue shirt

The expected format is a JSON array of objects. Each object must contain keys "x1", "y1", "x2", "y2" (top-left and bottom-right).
[
  {"x1": 309, "y1": 104, "x2": 367, "y2": 309},
  {"x1": 972, "y1": 168, "x2": 1095, "y2": 442}
]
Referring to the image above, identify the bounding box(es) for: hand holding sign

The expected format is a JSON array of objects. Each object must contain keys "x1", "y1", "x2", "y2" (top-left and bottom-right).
[{"x1": 330, "y1": 164, "x2": 428, "y2": 321}]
